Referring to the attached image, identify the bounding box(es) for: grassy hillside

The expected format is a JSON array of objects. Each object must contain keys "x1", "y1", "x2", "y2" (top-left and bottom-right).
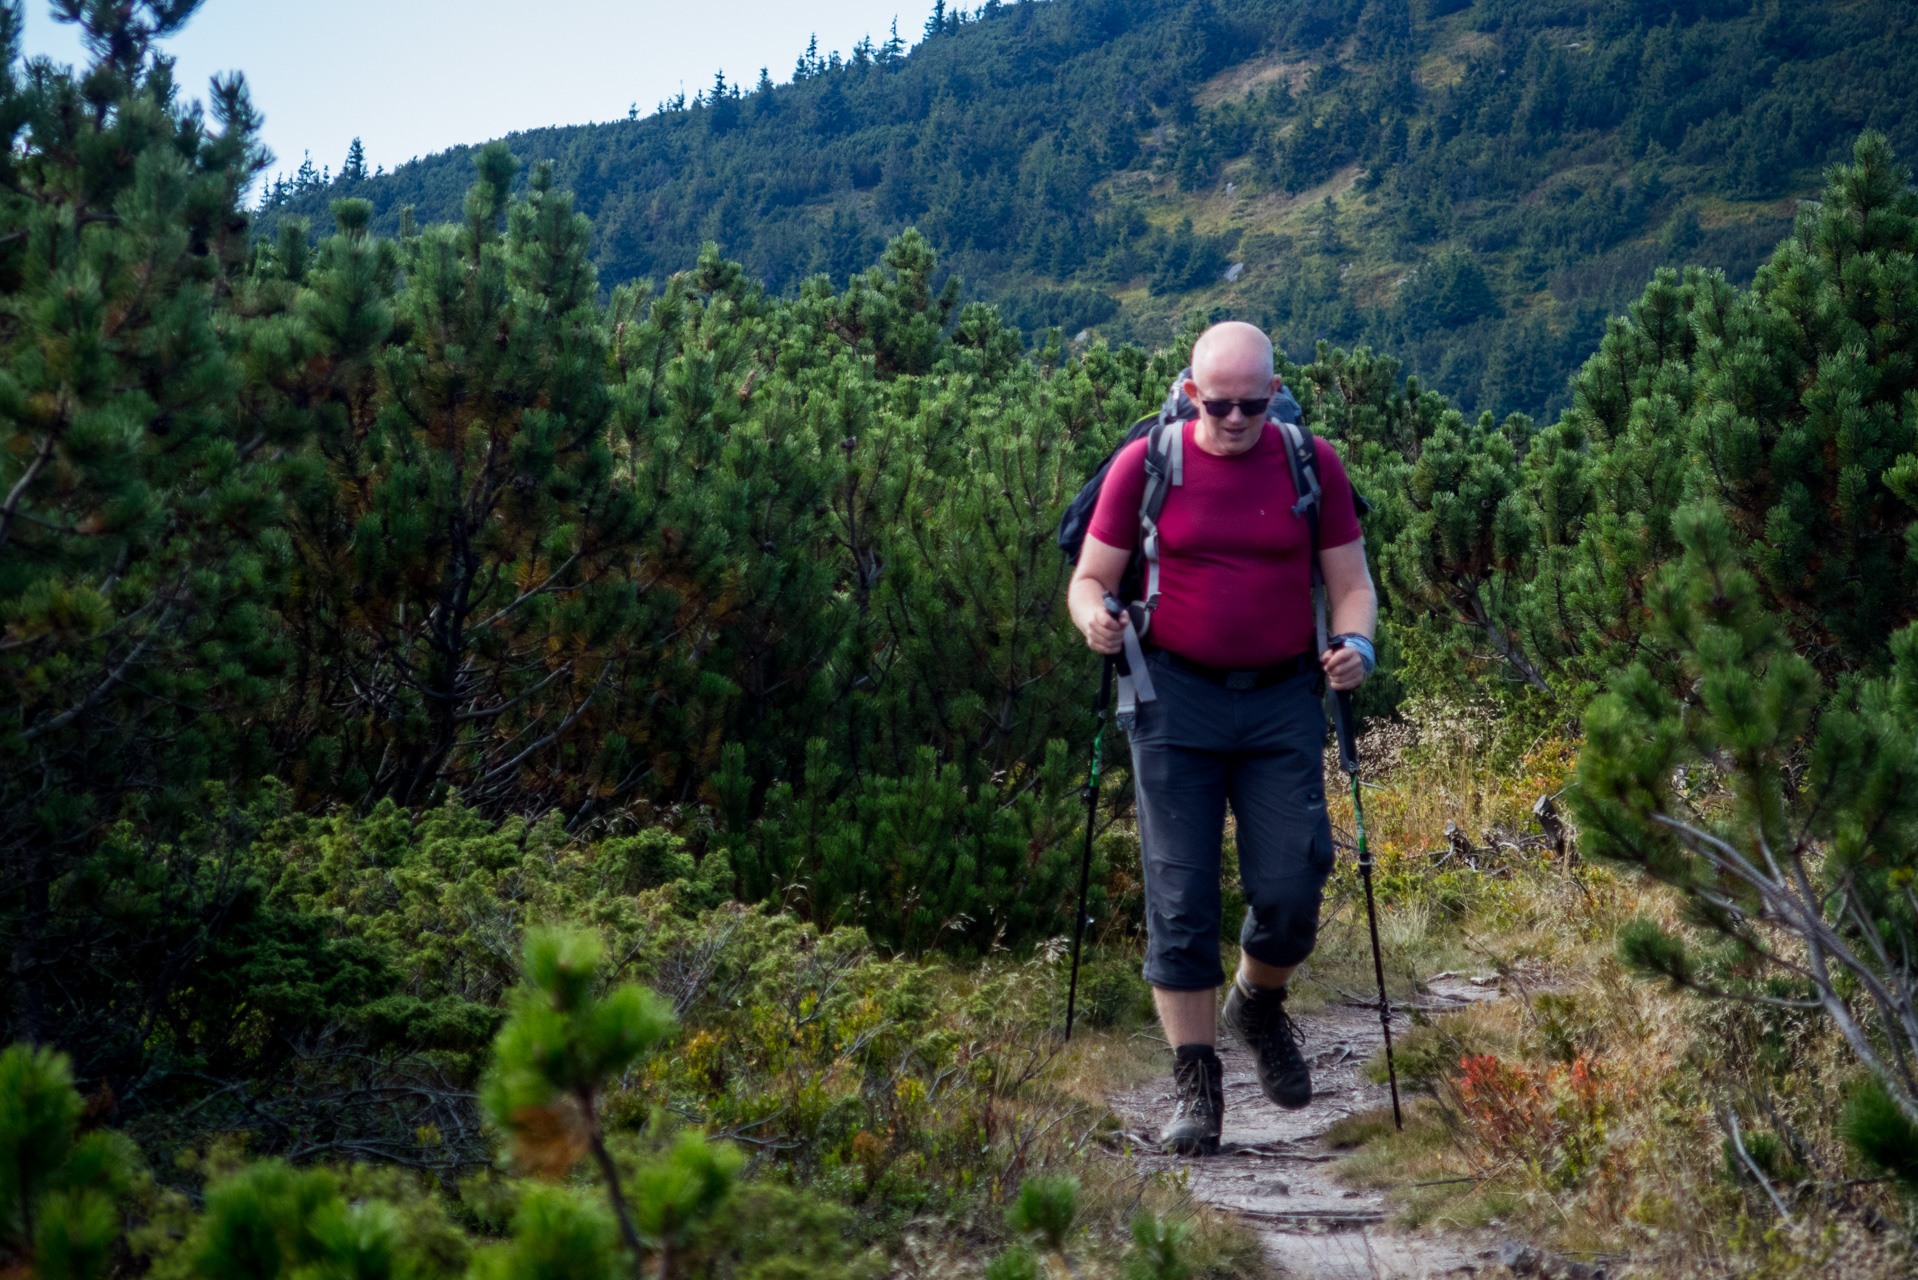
[{"x1": 268, "y1": 0, "x2": 1918, "y2": 421}]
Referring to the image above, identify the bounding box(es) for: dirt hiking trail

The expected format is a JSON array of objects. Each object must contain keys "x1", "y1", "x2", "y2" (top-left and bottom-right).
[{"x1": 1108, "y1": 977, "x2": 1521, "y2": 1280}]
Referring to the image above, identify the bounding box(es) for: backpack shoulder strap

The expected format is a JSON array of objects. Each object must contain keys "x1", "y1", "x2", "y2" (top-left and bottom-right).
[
  {"x1": 1276, "y1": 417, "x2": 1330, "y2": 660},
  {"x1": 1114, "y1": 417, "x2": 1182, "y2": 729},
  {"x1": 1136, "y1": 418, "x2": 1182, "y2": 618},
  {"x1": 1140, "y1": 417, "x2": 1183, "y2": 507},
  {"x1": 1276, "y1": 417, "x2": 1322, "y2": 537}
]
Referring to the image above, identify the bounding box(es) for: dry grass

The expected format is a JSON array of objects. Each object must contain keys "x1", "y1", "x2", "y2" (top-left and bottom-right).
[
  {"x1": 1051, "y1": 1026, "x2": 1166, "y2": 1111},
  {"x1": 948, "y1": 1024, "x2": 1264, "y2": 1280},
  {"x1": 1040, "y1": 694, "x2": 1913, "y2": 1275},
  {"x1": 1284, "y1": 706, "x2": 1916, "y2": 1275},
  {"x1": 1193, "y1": 53, "x2": 1320, "y2": 108},
  {"x1": 855, "y1": 953, "x2": 1267, "y2": 1280}
]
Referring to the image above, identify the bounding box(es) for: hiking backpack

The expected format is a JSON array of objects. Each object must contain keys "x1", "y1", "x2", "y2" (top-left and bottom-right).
[{"x1": 1056, "y1": 368, "x2": 1333, "y2": 727}]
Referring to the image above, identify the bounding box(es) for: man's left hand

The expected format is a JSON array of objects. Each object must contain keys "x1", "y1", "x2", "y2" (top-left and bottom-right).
[{"x1": 1321, "y1": 646, "x2": 1367, "y2": 692}]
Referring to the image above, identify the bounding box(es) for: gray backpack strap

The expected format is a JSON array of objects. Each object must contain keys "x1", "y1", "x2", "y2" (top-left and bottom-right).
[
  {"x1": 1136, "y1": 418, "x2": 1182, "y2": 632},
  {"x1": 1113, "y1": 607, "x2": 1157, "y2": 731},
  {"x1": 1160, "y1": 364, "x2": 1197, "y2": 425},
  {"x1": 1277, "y1": 418, "x2": 1329, "y2": 660},
  {"x1": 1119, "y1": 413, "x2": 1183, "y2": 729},
  {"x1": 1137, "y1": 367, "x2": 1194, "y2": 629},
  {"x1": 1118, "y1": 367, "x2": 1202, "y2": 728}
]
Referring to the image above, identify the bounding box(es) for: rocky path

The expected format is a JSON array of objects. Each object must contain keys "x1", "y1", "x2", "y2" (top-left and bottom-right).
[{"x1": 1108, "y1": 977, "x2": 1503, "y2": 1280}]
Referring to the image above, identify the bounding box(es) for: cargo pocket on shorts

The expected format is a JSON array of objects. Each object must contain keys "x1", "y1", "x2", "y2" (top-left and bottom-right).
[{"x1": 1301, "y1": 780, "x2": 1334, "y2": 881}]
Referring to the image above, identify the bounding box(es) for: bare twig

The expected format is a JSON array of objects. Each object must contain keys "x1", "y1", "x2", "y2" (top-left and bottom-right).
[{"x1": 1722, "y1": 1107, "x2": 1792, "y2": 1222}]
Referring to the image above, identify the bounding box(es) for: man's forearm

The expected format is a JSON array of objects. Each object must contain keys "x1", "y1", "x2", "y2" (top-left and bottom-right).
[
  {"x1": 1329, "y1": 585, "x2": 1377, "y2": 641},
  {"x1": 1068, "y1": 573, "x2": 1107, "y2": 625}
]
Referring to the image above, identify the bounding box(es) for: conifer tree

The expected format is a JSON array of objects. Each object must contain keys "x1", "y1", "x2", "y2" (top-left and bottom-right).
[
  {"x1": 0, "y1": 925, "x2": 741, "y2": 1276},
  {"x1": 1532, "y1": 135, "x2": 1918, "y2": 1189},
  {"x1": 706, "y1": 71, "x2": 736, "y2": 133},
  {"x1": 593, "y1": 245, "x2": 846, "y2": 817},
  {"x1": 470, "y1": 1188, "x2": 622, "y2": 1280},
  {"x1": 276, "y1": 148, "x2": 648, "y2": 809},
  {"x1": 811, "y1": 75, "x2": 850, "y2": 136},
  {"x1": 721, "y1": 248, "x2": 1147, "y2": 950},
  {"x1": 482, "y1": 928, "x2": 740, "y2": 1278},
  {"x1": 195, "y1": 1160, "x2": 404, "y2": 1280},
  {"x1": 0, "y1": 1044, "x2": 136, "y2": 1280},
  {"x1": 1124, "y1": 1213, "x2": 1195, "y2": 1280},
  {"x1": 0, "y1": 0, "x2": 285, "y2": 1057},
  {"x1": 1377, "y1": 408, "x2": 1548, "y2": 691},
  {"x1": 1574, "y1": 507, "x2": 1918, "y2": 1188},
  {"x1": 341, "y1": 135, "x2": 367, "y2": 181}
]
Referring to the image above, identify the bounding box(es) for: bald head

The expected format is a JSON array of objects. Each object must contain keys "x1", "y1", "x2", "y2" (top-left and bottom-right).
[
  {"x1": 1183, "y1": 322, "x2": 1281, "y2": 456},
  {"x1": 1191, "y1": 321, "x2": 1275, "y2": 394}
]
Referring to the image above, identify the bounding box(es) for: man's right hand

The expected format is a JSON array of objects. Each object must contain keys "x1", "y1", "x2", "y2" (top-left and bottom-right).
[
  {"x1": 1071, "y1": 588, "x2": 1126, "y2": 655},
  {"x1": 1068, "y1": 535, "x2": 1133, "y2": 656}
]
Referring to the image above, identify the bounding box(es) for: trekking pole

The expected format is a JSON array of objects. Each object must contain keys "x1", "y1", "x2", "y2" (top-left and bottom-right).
[
  {"x1": 1064, "y1": 601, "x2": 1122, "y2": 1041},
  {"x1": 1333, "y1": 671, "x2": 1403, "y2": 1130}
]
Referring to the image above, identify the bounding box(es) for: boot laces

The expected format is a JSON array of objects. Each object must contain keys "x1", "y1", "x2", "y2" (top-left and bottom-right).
[
  {"x1": 1172, "y1": 1056, "x2": 1219, "y2": 1119},
  {"x1": 1247, "y1": 991, "x2": 1305, "y2": 1057}
]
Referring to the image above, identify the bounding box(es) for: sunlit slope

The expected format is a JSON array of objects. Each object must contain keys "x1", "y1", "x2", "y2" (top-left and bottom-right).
[{"x1": 269, "y1": 0, "x2": 1917, "y2": 419}]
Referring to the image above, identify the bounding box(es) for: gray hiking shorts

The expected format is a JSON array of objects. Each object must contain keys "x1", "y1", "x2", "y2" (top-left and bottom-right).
[{"x1": 1127, "y1": 648, "x2": 1335, "y2": 991}]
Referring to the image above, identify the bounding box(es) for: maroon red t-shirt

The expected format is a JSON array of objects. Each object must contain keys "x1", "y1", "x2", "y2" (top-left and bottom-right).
[{"x1": 1086, "y1": 419, "x2": 1362, "y2": 669}]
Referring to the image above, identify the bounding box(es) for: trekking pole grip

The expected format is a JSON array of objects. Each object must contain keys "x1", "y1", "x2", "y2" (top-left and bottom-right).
[{"x1": 1101, "y1": 592, "x2": 1129, "y2": 676}]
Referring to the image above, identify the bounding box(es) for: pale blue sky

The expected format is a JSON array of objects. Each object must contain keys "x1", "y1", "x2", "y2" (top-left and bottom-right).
[{"x1": 20, "y1": 1, "x2": 938, "y2": 188}]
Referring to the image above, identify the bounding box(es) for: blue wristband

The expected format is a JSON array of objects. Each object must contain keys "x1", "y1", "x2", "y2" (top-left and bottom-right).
[{"x1": 1332, "y1": 633, "x2": 1375, "y2": 676}]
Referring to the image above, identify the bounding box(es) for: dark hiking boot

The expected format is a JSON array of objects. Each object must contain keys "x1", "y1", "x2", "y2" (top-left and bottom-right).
[
  {"x1": 1222, "y1": 978, "x2": 1312, "y2": 1109},
  {"x1": 1162, "y1": 1044, "x2": 1223, "y2": 1156}
]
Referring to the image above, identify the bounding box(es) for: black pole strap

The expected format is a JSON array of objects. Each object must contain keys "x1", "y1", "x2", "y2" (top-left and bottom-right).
[{"x1": 1334, "y1": 678, "x2": 1359, "y2": 775}]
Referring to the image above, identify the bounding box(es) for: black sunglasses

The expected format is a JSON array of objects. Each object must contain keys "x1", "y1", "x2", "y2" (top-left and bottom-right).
[{"x1": 1199, "y1": 396, "x2": 1271, "y2": 419}]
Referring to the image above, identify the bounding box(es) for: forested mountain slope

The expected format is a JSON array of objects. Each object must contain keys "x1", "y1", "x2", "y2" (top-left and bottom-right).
[{"x1": 268, "y1": 0, "x2": 1917, "y2": 420}]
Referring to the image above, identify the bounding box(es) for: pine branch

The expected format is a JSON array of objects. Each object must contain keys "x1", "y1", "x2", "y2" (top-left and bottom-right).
[
  {"x1": 20, "y1": 623, "x2": 166, "y2": 743},
  {"x1": 0, "y1": 431, "x2": 57, "y2": 551}
]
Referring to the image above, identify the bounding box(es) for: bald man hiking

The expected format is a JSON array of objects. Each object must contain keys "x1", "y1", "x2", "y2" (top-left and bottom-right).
[{"x1": 1068, "y1": 321, "x2": 1377, "y2": 1156}]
